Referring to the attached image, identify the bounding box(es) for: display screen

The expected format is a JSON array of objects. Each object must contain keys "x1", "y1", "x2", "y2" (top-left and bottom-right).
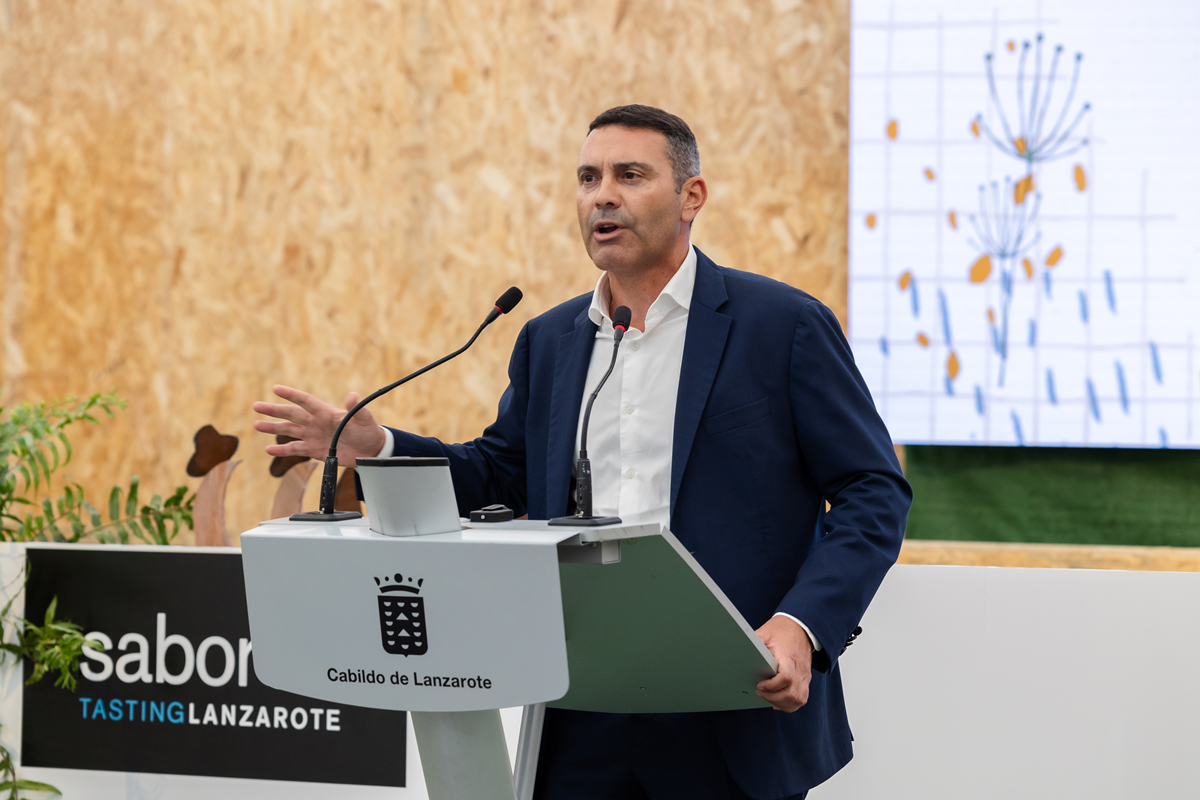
[{"x1": 849, "y1": 0, "x2": 1200, "y2": 447}]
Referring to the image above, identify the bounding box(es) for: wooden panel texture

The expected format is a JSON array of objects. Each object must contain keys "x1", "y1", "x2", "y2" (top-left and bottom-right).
[
  {"x1": 899, "y1": 540, "x2": 1200, "y2": 573},
  {"x1": 0, "y1": 0, "x2": 850, "y2": 540}
]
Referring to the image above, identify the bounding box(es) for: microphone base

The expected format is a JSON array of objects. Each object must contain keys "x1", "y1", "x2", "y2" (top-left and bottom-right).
[
  {"x1": 547, "y1": 515, "x2": 622, "y2": 527},
  {"x1": 289, "y1": 510, "x2": 364, "y2": 522}
]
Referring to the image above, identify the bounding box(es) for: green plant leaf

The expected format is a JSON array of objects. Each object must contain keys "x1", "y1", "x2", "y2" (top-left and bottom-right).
[
  {"x1": 39, "y1": 499, "x2": 62, "y2": 540},
  {"x1": 14, "y1": 779, "x2": 63, "y2": 792},
  {"x1": 47, "y1": 437, "x2": 61, "y2": 472},
  {"x1": 108, "y1": 486, "x2": 120, "y2": 523},
  {"x1": 83, "y1": 501, "x2": 102, "y2": 528},
  {"x1": 32, "y1": 447, "x2": 51, "y2": 488},
  {"x1": 125, "y1": 476, "x2": 139, "y2": 518},
  {"x1": 66, "y1": 511, "x2": 85, "y2": 540}
]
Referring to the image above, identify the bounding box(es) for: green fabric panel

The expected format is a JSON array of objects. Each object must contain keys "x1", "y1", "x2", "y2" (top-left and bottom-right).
[{"x1": 904, "y1": 446, "x2": 1200, "y2": 547}]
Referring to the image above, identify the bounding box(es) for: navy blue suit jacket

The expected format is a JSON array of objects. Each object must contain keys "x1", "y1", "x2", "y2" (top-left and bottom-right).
[{"x1": 387, "y1": 249, "x2": 911, "y2": 797}]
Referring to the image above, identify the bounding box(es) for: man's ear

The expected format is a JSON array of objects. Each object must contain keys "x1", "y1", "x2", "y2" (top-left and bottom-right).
[{"x1": 680, "y1": 175, "x2": 708, "y2": 223}]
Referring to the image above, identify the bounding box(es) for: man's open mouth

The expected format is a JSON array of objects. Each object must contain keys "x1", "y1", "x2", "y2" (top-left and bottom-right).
[{"x1": 596, "y1": 223, "x2": 619, "y2": 234}]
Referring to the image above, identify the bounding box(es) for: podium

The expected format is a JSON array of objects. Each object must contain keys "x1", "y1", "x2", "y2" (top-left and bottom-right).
[{"x1": 241, "y1": 471, "x2": 776, "y2": 799}]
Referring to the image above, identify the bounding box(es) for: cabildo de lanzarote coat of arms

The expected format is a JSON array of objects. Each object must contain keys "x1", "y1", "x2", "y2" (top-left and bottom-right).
[{"x1": 375, "y1": 573, "x2": 427, "y2": 656}]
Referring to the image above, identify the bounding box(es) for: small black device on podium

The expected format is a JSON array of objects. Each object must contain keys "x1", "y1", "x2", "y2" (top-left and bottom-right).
[
  {"x1": 549, "y1": 305, "x2": 632, "y2": 527},
  {"x1": 289, "y1": 287, "x2": 524, "y2": 522},
  {"x1": 469, "y1": 504, "x2": 514, "y2": 523}
]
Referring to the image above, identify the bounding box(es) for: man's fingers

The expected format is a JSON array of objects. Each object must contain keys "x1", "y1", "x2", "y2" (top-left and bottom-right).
[
  {"x1": 344, "y1": 392, "x2": 361, "y2": 411},
  {"x1": 759, "y1": 694, "x2": 804, "y2": 713},
  {"x1": 756, "y1": 671, "x2": 810, "y2": 713},
  {"x1": 253, "y1": 420, "x2": 305, "y2": 439},
  {"x1": 756, "y1": 652, "x2": 794, "y2": 692},
  {"x1": 252, "y1": 401, "x2": 311, "y2": 424},
  {"x1": 273, "y1": 384, "x2": 327, "y2": 415},
  {"x1": 756, "y1": 671, "x2": 790, "y2": 693},
  {"x1": 265, "y1": 440, "x2": 317, "y2": 458},
  {"x1": 757, "y1": 686, "x2": 797, "y2": 704}
]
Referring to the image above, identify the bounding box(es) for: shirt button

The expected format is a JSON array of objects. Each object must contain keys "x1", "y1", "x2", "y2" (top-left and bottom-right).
[
  {"x1": 630, "y1": 342, "x2": 640, "y2": 351},
  {"x1": 625, "y1": 468, "x2": 635, "y2": 478},
  {"x1": 624, "y1": 404, "x2": 635, "y2": 414}
]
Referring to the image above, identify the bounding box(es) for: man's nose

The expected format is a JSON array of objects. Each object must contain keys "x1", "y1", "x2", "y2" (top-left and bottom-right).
[{"x1": 594, "y1": 174, "x2": 621, "y2": 207}]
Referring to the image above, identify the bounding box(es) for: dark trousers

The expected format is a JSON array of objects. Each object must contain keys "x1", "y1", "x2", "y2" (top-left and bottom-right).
[{"x1": 533, "y1": 709, "x2": 806, "y2": 800}]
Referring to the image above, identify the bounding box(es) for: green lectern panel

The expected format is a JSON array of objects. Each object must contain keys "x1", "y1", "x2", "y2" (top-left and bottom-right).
[{"x1": 549, "y1": 533, "x2": 775, "y2": 713}]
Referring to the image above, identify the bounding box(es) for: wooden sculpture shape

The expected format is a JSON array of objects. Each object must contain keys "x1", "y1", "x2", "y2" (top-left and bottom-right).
[{"x1": 187, "y1": 425, "x2": 241, "y2": 547}]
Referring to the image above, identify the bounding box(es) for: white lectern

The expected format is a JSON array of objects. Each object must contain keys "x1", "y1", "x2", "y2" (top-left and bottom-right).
[{"x1": 241, "y1": 460, "x2": 776, "y2": 800}]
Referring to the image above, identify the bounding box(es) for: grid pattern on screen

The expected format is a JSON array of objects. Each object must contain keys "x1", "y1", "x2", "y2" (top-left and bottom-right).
[{"x1": 848, "y1": 2, "x2": 1198, "y2": 448}]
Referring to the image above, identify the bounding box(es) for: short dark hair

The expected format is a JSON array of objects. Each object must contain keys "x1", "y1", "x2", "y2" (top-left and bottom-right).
[{"x1": 587, "y1": 104, "x2": 700, "y2": 192}]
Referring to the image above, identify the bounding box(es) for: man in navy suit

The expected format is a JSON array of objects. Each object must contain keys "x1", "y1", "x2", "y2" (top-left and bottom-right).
[{"x1": 255, "y1": 105, "x2": 910, "y2": 799}]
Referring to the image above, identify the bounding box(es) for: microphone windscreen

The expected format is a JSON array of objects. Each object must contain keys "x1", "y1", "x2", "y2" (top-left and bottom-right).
[
  {"x1": 613, "y1": 305, "x2": 632, "y2": 331},
  {"x1": 495, "y1": 286, "x2": 523, "y2": 314}
]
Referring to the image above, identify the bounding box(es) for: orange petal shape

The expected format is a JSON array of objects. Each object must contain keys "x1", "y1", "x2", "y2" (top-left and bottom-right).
[
  {"x1": 924, "y1": 168, "x2": 935, "y2": 181},
  {"x1": 1014, "y1": 137, "x2": 1027, "y2": 155},
  {"x1": 970, "y1": 119, "x2": 980, "y2": 138},
  {"x1": 1074, "y1": 164, "x2": 1087, "y2": 191},
  {"x1": 947, "y1": 351, "x2": 961, "y2": 380},
  {"x1": 1046, "y1": 246, "x2": 1063, "y2": 267},
  {"x1": 916, "y1": 333, "x2": 930, "y2": 347},
  {"x1": 987, "y1": 308, "x2": 996, "y2": 324},
  {"x1": 886, "y1": 120, "x2": 898, "y2": 140},
  {"x1": 1023, "y1": 257, "x2": 1034, "y2": 280},
  {"x1": 1014, "y1": 174, "x2": 1035, "y2": 204},
  {"x1": 1007, "y1": 40, "x2": 1016, "y2": 52},
  {"x1": 948, "y1": 210, "x2": 957, "y2": 229},
  {"x1": 865, "y1": 213, "x2": 877, "y2": 229},
  {"x1": 969, "y1": 254, "x2": 992, "y2": 283},
  {"x1": 899, "y1": 270, "x2": 912, "y2": 290}
]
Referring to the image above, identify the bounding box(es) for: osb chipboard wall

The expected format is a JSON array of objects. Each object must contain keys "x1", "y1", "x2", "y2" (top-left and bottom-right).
[{"x1": 0, "y1": 0, "x2": 850, "y2": 541}]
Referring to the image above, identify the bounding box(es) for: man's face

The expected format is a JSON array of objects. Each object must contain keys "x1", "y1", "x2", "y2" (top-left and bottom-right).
[{"x1": 576, "y1": 125, "x2": 686, "y2": 275}]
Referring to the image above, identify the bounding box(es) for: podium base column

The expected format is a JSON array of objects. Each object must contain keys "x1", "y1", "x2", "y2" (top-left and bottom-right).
[
  {"x1": 514, "y1": 703, "x2": 546, "y2": 800},
  {"x1": 411, "y1": 710, "x2": 517, "y2": 800}
]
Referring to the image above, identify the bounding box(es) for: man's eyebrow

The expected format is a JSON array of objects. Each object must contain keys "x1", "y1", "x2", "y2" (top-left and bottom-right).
[
  {"x1": 614, "y1": 161, "x2": 655, "y2": 174},
  {"x1": 576, "y1": 161, "x2": 657, "y2": 178}
]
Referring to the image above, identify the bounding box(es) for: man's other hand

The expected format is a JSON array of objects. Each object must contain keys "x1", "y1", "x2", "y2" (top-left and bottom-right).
[
  {"x1": 252, "y1": 385, "x2": 387, "y2": 462},
  {"x1": 754, "y1": 615, "x2": 813, "y2": 713}
]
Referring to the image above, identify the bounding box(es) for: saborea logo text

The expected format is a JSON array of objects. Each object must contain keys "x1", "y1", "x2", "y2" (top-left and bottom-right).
[{"x1": 79, "y1": 613, "x2": 342, "y2": 732}]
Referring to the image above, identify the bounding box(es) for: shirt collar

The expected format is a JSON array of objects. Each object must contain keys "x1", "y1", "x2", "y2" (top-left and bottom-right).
[{"x1": 588, "y1": 243, "x2": 697, "y2": 333}]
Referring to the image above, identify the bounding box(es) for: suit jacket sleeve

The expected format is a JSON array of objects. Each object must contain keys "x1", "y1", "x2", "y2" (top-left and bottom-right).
[
  {"x1": 383, "y1": 322, "x2": 531, "y2": 518},
  {"x1": 777, "y1": 299, "x2": 912, "y2": 673}
]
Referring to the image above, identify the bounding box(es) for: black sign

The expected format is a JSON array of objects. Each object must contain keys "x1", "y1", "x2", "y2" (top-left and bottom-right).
[{"x1": 21, "y1": 547, "x2": 406, "y2": 787}]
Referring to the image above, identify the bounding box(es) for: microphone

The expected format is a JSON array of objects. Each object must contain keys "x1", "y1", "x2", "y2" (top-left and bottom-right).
[
  {"x1": 549, "y1": 305, "x2": 631, "y2": 527},
  {"x1": 291, "y1": 287, "x2": 524, "y2": 522}
]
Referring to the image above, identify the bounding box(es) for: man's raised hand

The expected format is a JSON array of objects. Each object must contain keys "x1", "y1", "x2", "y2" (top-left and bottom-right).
[{"x1": 252, "y1": 385, "x2": 387, "y2": 462}]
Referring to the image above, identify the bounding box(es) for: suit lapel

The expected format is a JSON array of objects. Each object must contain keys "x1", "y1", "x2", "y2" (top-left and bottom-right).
[
  {"x1": 670, "y1": 251, "x2": 731, "y2": 519},
  {"x1": 545, "y1": 308, "x2": 598, "y2": 517}
]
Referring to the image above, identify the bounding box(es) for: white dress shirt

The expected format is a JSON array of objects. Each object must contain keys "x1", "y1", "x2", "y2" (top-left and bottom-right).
[
  {"x1": 574, "y1": 245, "x2": 695, "y2": 528},
  {"x1": 379, "y1": 244, "x2": 820, "y2": 650},
  {"x1": 574, "y1": 244, "x2": 822, "y2": 652}
]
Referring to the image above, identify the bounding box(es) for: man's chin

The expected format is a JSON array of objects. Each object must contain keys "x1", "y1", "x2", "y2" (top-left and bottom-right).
[{"x1": 587, "y1": 244, "x2": 638, "y2": 273}]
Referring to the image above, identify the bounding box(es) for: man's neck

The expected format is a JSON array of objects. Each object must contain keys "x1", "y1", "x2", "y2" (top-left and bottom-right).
[{"x1": 605, "y1": 238, "x2": 691, "y2": 331}]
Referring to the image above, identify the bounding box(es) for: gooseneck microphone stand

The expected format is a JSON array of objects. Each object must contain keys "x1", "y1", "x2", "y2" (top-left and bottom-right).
[
  {"x1": 290, "y1": 287, "x2": 524, "y2": 522},
  {"x1": 549, "y1": 305, "x2": 632, "y2": 527}
]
